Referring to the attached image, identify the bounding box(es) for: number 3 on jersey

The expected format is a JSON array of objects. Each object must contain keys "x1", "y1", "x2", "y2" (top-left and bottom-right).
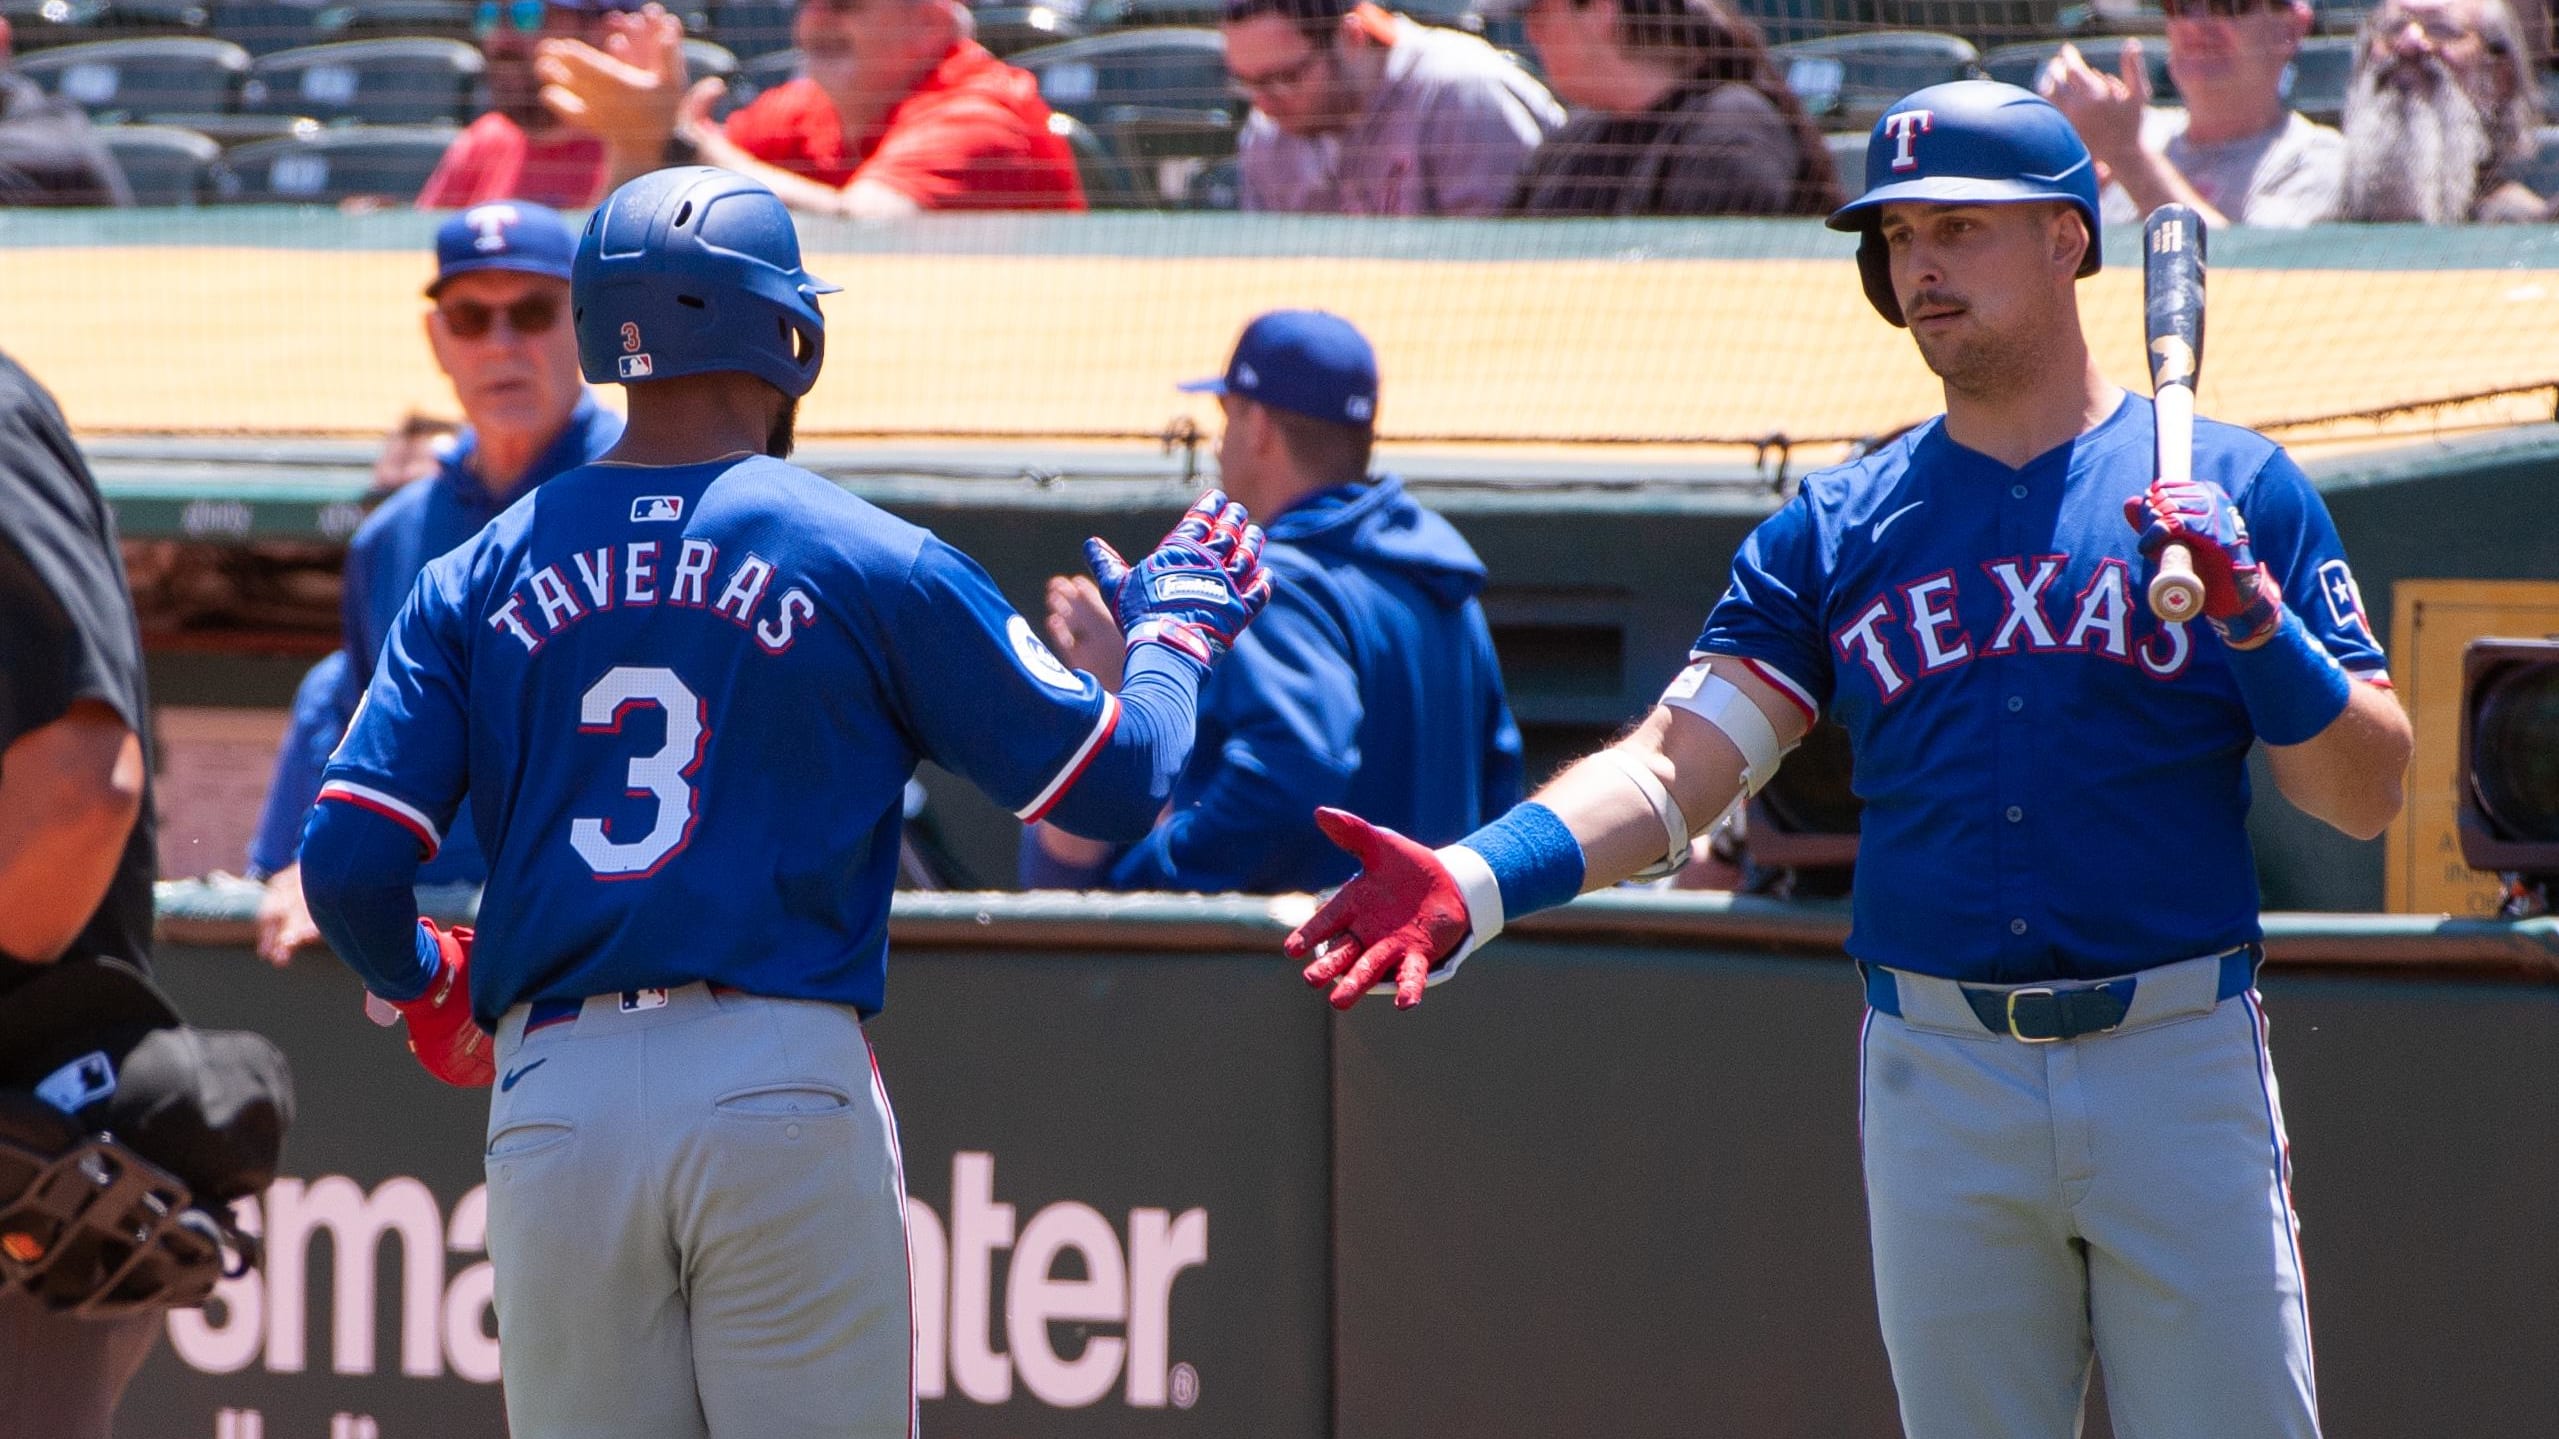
[{"x1": 572, "y1": 666, "x2": 710, "y2": 878}]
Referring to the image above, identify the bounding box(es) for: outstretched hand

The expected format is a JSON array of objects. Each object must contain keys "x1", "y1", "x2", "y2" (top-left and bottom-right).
[
  {"x1": 1286, "y1": 808, "x2": 1474, "y2": 1010},
  {"x1": 1086, "y1": 489, "x2": 1273, "y2": 667}
]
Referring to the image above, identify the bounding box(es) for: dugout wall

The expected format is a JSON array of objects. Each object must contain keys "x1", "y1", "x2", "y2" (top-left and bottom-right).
[{"x1": 117, "y1": 890, "x2": 2559, "y2": 1439}]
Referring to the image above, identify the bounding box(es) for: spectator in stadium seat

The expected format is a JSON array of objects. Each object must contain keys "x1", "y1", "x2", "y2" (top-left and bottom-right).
[
  {"x1": 2335, "y1": 0, "x2": 2547, "y2": 221},
  {"x1": 1022, "y1": 310, "x2": 1524, "y2": 894},
  {"x1": 417, "y1": 0, "x2": 651, "y2": 209},
  {"x1": 247, "y1": 203, "x2": 619, "y2": 965},
  {"x1": 533, "y1": 0, "x2": 1083, "y2": 217},
  {"x1": 0, "y1": 16, "x2": 132, "y2": 206},
  {"x1": 1498, "y1": 0, "x2": 1840, "y2": 216},
  {"x1": 2039, "y1": 0, "x2": 2341, "y2": 230},
  {"x1": 1225, "y1": 0, "x2": 1565, "y2": 215}
]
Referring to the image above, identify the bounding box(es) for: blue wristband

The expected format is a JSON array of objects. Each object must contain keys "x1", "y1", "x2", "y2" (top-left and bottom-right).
[
  {"x1": 1457, "y1": 803, "x2": 1586, "y2": 922},
  {"x1": 2221, "y1": 607, "x2": 2354, "y2": 747}
]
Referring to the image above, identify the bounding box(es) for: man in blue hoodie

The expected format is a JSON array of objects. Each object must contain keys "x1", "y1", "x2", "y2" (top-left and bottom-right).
[
  {"x1": 1023, "y1": 310, "x2": 1523, "y2": 893},
  {"x1": 244, "y1": 201, "x2": 623, "y2": 963}
]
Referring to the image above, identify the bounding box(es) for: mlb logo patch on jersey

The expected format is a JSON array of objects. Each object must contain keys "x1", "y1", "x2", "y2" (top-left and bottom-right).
[
  {"x1": 618, "y1": 354, "x2": 655, "y2": 380},
  {"x1": 619, "y1": 988, "x2": 669, "y2": 1013},
  {"x1": 1007, "y1": 614, "x2": 1084, "y2": 693},
  {"x1": 632, "y1": 495, "x2": 684, "y2": 523},
  {"x1": 2317, "y1": 559, "x2": 2372, "y2": 638}
]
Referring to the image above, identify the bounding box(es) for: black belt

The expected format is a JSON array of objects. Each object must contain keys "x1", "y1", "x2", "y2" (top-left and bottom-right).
[{"x1": 1862, "y1": 947, "x2": 2260, "y2": 1043}]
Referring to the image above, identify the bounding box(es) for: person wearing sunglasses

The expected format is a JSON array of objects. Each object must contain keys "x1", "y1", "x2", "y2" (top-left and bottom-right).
[
  {"x1": 416, "y1": 0, "x2": 653, "y2": 209},
  {"x1": 533, "y1": 0, "x2": 1082, "y2": 218},
  {"x1": 2039, "y1": 0, "x2": 2342, "y2": 229},
  {"x1": 1223, "y1": 0, "x2": 1564, "y2": 214},
  {"x1": 244, "y1": 201, "x2": 621, "y2": 965},
  {"x1": 2337, "y1": 0, "x2": 2548, "y2": 222}
]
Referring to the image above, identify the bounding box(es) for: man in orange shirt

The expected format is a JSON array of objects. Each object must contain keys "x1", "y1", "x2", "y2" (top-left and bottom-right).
[
  {"x1": 538, "y1": 0, "x2": 1084, "y2": 217},
  {"x1": 417, "y1": 0, "x2": 647, "y2": 208}
]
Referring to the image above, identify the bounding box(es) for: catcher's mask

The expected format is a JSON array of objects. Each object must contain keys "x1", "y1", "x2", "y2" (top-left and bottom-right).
[{"x1": 0, "y1": 1091, "x2": 259, "y2": 1317}]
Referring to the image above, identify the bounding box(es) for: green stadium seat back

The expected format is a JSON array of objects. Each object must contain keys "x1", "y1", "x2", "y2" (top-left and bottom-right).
[
  {"x1": 720, "y1": 45, "x2": 798, "y2": 108},
  {"x1": 15, "y1": 35, "x2": 249, "y2": 121},
  {"x1": 213, "y1": 120, "x2": 453, "y2": 200},
  {"x1": 2515, "y1": 124, "x2": 2559, "y2": 201},
  {"x1": 971, "y1": 3, "x2": 1083, "y2": 56},
  {"x1": 1183, "y1": 151, "x2": 1237, "y2": 208},
  {"x1": 680, "y1": 35, "x2": 737, "y2": 79},
  {"x1": 1823, "y1": 127, "x2": 1868, "y2": 184},
  {"x1": 1013, "y1": 27, "x2": 1232, "y2": 126},
  {"x1": 148, "y1": 108, "x2": 317, "y2": 143},
  {"x1": 309, "y1": 0, "x2": 474, "y2": 42},
  {"x1": 102, "y1": 0, "x2": 213, "y2": 35},
  {"x1": 1980, "y1": 36, "x2": 2176, "y2": 102},
  {"x1": 1048, "y1": 109, "x2": 1140, "y2": 207},
  {"x1": 1728, "y1": 0, "x2": 1865, "y2": 49},
  {"x1": 97, "y1": 121, "x2": 220, "y2": 202},
  {"x1": 0, "y1": 0, "x2": 115, "y2": 52},
  {"x1": 209, "y1": 0, "x2": 322, "y2": 55},
  {"x1": 241, "y1": 36, "x2": 480, "y2": 125},
  {"x1": 1773, "y1": 31, "x2": 1980, "y2": 125},
  {"x1": 706, "y1": 0, "x2": 793, "y2": 58},
  {"x1": 1079, "y1": 0, "x2": 1220, "y2": 30},
  {"x1": 2278, "y1": 35, "x2": 2356, "y2": 125}
]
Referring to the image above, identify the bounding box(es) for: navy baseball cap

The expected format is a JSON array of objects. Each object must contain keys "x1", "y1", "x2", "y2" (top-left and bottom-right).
[
  {"x1": 1180, "y1": 310, "x2": 1379, "y2": 428},
  {"x1": 427, "y1": 200, "x2": 577, "y2": 297}
]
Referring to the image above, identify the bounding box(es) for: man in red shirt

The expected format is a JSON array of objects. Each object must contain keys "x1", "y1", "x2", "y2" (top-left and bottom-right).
[
  {"x1": 539, "y1": 0, "x2": 1084, "y2": 216},
  {"x1": 417, "y1": 0, "x2": 656, "y2": 208}
]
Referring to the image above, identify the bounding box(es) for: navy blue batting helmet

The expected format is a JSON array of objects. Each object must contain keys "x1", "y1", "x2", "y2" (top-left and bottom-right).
[
  {"x1": 572, "y1": 167, "x2": 840, "y2": 398},
  {"x1": 1825, "y1": 81, "x2": 2101, "y2": 327}
]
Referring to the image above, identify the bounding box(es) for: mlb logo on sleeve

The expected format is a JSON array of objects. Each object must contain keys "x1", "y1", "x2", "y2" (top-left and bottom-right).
[{"x1": 632, "y1": 496, "x2": 684, "y2": 523}]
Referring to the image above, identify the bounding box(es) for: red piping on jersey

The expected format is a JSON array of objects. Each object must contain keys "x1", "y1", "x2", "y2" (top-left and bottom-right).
[
  {"x1": 1019, "y1": 694, "x2": 1122, "y2": 825},
  {"x1": 316, "y1": 785, "x2": 441, "y2": 860}
]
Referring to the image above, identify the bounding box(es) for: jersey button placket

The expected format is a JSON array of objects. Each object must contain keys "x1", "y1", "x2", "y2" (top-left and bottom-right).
[{"x1": 1994, "y1": 470, "x2": 2040, "y2": 962}]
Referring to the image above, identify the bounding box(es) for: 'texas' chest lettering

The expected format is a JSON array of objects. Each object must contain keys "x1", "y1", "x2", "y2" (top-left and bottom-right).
[
  {"x1": 1832, "y1": 553, "x2": 2194, "y2": 701},
  {"x1": 483, "y1": 539, "x2": 820, "y2": 658}
]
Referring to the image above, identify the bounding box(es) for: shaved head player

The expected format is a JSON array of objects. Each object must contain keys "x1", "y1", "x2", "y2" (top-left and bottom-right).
[
  {"x1": 297, "y1": 168, "x2": 1269, "y2": 1437},
  {"x1": 1290, "y1": 82, "x2": 2411, "y2": 1439}
]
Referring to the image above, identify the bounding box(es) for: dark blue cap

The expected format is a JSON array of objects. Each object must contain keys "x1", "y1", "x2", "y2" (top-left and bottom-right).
[
  {"x1": 1179, "y1": 309, "x2": 1378, "y2": 427},
  {"x1": 427, "y1": 200, "x2": 578, "y2": 296}
]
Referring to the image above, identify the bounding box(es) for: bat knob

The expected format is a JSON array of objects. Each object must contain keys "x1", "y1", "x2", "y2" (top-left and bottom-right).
[{"x1": 2148, "y1": 544, "x2": 2207, "y2": 624}]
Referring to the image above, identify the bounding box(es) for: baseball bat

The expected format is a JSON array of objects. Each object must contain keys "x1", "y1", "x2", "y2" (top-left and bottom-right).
[{"x1": 2143, "y1": 203, "x2": 2208, "y2": 625}]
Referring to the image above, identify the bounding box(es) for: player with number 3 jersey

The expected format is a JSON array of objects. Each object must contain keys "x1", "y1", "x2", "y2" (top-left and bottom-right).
[{"x1": 298, "y1": 168, "x2": 1269, "y2": 1438}]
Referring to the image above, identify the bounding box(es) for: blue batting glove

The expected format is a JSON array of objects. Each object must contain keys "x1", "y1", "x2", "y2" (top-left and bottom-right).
[
  {"x1": 1087, "y1": 490, "x2": 1273, "y2": 667},
  {"x1": 2123, "y1": 477, "x2": 2280, "y2": 643}
]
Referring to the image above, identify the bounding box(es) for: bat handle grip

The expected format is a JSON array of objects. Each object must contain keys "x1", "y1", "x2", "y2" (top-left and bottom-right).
[{"x1": 2148, "y1": 543, "x2": 2206, "y2": 623}]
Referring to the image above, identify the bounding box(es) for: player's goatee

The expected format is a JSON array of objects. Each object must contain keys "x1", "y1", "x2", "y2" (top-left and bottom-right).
[{"x1": 766, "y1": 397, "x2": 798, "y2": 460}]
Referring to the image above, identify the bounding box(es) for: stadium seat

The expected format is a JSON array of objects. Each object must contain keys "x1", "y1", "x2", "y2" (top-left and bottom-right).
[
  {"x1": 1823, "y1": 127, "x2": 1868, "y2": 183},
  {"x1": 2514, "y1": 124, "x2": 2559, "y2": 200},
  {"x1": 1980, "y1": 36, "x2": 2175, "y2": 101},
  {"x1": 2279, "y1": 35, "x2": 2356, "y2": 125},
  {"x1": 972, "y1": 3, "x2": 1083, "y2": 56},
  {"x1": 1012, "y1": 28, "x2": 1238, "y2": 198},
  {"x1": 308, "y1": 0, "x2": 474, "y2": 41},
  {"x1": 14, "y1": 36, "x2": 250, "y2": 122},
  {"x1": 1183, "y1": 151, "x2": 1236, "y2": 209},
  {"x1": 211, "y1": 121, "x2": 452, "y2": 200},
  {"x1": 208, "y1": 0, "x2": 324, "y2": 54},
  {"x1": 1773, "y1": 31, "x2": 1979, "y2": 128},
  {"x1": 719, "y1": 45, "x2": 798, "y2": 107},
  {"x1": 1049, "y1": 110, "x2": 1138, "y2": 207},
  {"x1": 680, "y1": 35, "x2": 736, "y2": 80},
  {"x1": 101, "y1": 0, "x2": 212, "y2": 35},
  {"x1": 705, "y1": 0, "x2": 793, "y2": 57},
  {"x1": 0, "y1": 0, "x2": 113, "y2": 53},
  {"x1": 1078, "y1": 0, "x2": 1220, "y2": 28},
  {"x1": 241, "y1": 37, "x2": 480, "y2": 125},
  {"x1": 96, "y1": 121, "x2": 220, "y2": 202},
  {"x1": 148, "y1": 109, "x2": 317, "y2": 143}
]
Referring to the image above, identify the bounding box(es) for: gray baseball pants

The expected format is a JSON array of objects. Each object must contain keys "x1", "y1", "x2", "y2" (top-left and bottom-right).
[
  {"x1": 483, "y1": 983, "x2": 914, "y2": 1439},
  {"x1": 1861, "y1": 952, "x2": 2320, "y2": 1439}
]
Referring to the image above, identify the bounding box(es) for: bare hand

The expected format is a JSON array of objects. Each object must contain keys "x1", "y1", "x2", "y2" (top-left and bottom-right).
[
  {"x1": 255, "y1": 864, "x2": 322, "y2": 968},
  {"x1": 536, "y1": 4, "x2": 687, "y2": 155},
  {"x1": 2037, "y1": 40, "x2": 2148, "y2": 169},
  {"x1": 1045, "y1": 574, "x2": 1126, "y2": 689}
]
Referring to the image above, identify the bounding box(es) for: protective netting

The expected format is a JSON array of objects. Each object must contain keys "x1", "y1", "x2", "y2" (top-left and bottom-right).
[{"x1": 5, "y1": 0, "x2": 2559, "y2": 459}]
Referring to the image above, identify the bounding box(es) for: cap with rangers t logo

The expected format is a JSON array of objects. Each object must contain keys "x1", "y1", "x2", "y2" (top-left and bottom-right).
[
  {"x1": 1825, "y1": 80, "x2": 2101, "y2": 328},
  {"x1": 427, "y1": 200, "x2": 577, "y2": 298}
]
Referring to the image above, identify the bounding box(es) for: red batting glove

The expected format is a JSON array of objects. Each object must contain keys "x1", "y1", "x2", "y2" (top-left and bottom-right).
[
  {"x1": 385, "y1": 921, "x2": 493, "y2": 1088},
  {"x1": 1284, "y1": 808, "x2": 1473, "y2": 1011}
]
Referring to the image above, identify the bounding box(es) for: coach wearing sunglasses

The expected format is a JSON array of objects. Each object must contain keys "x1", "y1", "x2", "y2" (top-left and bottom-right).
[
  {"x1": 246, "y1": 202, "x2": 621, "y2": 965},
  {"x1": 417, "y1": 0, "x2": 647, "y2": 208},
  {"x1": 2039, "y1": 0, "x2": 2342, "y2": 229}
]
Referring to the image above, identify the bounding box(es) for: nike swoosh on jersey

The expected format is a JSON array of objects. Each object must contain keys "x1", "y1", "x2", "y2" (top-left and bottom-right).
[
  {"x1": 1872, "y1": 501, "x2": 1925, "y2": 542},
  {"x1": 499, "y1": 1058, "x2": 549, "y2": 1092}
]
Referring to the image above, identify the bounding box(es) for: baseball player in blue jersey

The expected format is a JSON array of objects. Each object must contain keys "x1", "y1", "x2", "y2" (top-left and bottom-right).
[
  {"x1": 1290, "y1": 82, "x2": 2412, "y2": 1438},
  {"x1": 296, "y1": 167, "x2": 1271, "y2": 1438}
]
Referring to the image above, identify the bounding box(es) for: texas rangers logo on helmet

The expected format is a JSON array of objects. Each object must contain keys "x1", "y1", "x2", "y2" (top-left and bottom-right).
[
  {"x1": 465, "y1": 203, "x2": 520, "y2": 253},
  {"x1": 1884, "y1": 110, "x2": 1935, "y2": 171}
]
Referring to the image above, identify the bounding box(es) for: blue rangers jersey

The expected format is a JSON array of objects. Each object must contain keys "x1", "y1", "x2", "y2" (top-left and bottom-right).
[
  {"x1": 1694, "y1": 395, "x2": 2386, "y2": 983},
  {"x1": 317, "y1": 455, "x2": 1143, "y2": 1025}
]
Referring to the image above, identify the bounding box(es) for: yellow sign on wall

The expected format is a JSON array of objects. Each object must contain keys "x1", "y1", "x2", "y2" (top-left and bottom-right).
[{"x1": 2384, "y1": 580, "x2": 2559, "y2": 916}]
